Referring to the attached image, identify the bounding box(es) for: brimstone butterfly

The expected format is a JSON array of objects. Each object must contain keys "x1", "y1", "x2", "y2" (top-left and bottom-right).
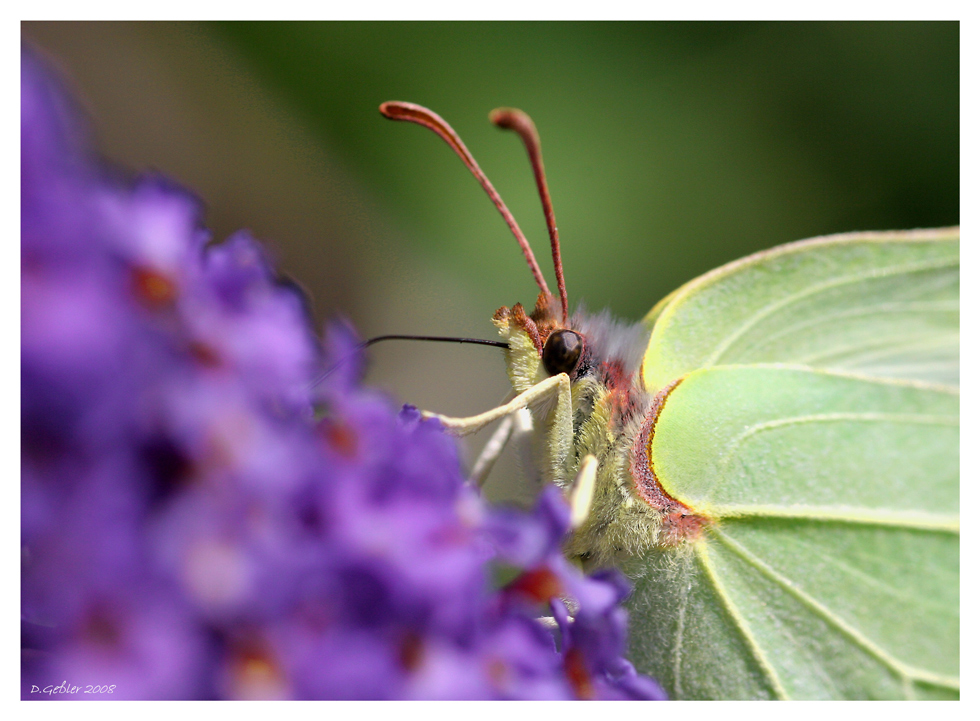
[{"x1": 379, "y1": 101, "x2": 959, "y2": 700}]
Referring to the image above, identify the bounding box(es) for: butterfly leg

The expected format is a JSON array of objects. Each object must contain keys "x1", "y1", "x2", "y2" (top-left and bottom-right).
[
  {"x1": 469, "y1": 412, "x2": 515, "y2": 487},
  {"x1": 542, "y1": 372, "x2": 574, "y2": 487},
  {"x1": 567, "y1": 454, "x2": 598, "y2": 529},
  {"x1": 422, "y1": 373, "x2": 571, "y2": 436},
  {"x1": 424, "y1": 373, "x2": 575, "y2": 492}
]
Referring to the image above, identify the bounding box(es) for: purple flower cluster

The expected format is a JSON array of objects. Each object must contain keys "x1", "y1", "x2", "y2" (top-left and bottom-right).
[{"x1": 20, "y1": 49, "x2": 665, "y2": 701}]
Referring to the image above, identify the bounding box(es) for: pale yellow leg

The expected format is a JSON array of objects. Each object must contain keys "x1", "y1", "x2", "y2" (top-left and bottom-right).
[
  {"x1": 543, "y1": 373, "x2": 574, "y2": 486},
  {"x1": 422, "y1": 373, "x2": 570, "y2": 436},
  {"x1": 468, "y1": 413, "x2": 515, "y2": 488},
  {"x1": 567, "y1": 454, "x2": 598, "y2": 529}
]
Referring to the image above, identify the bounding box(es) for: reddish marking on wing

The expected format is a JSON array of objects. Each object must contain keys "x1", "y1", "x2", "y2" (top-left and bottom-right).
[{"x1": 630, "y1": 377, "x2": 708, "y2": 544}]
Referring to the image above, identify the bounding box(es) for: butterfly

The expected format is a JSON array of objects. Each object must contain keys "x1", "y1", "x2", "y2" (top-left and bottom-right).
[{"x1": 379, "y1": 101, "x2": 959, "y2": 700}]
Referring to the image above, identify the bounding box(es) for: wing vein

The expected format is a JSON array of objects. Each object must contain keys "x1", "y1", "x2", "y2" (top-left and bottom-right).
[
  {"x1": 796, "y1": 333, "x2": 958, "y2": 368},
  {"x1": 711, "y1": 528, "x2": 959, "y2": 690},
  {"x1": 708, "y1": 363, "x2": 960, "y2": 395},
  {"x1": 703, "y1": 258, "x2": 958, "y2": 367},
  {"x1": 730, "y1": 299, "x2": 958, "y2": 362},
  {"x1": 755, "y1": 527, "x2": 956, "y2": 615},
  {"x1": 714, "y1": 412, "x2": 959, "y2": 484},
  {"x1": 694, "y1": 540, "x2": 789, "y2": 699},
  {"x1": 670, "y1": 552, "x2": 691, "y2": 699},
  {"x1": 710, "y1": 505, "x2": 959, "y2": 533}
]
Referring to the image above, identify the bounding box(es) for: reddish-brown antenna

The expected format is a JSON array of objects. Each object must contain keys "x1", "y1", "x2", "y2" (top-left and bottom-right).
[
  {"x1": 489, "y1": 108, "x2": 568, "y2": 325},
  {"x1": 379, "y1": 102, "x2": 552, "y2": 300}
]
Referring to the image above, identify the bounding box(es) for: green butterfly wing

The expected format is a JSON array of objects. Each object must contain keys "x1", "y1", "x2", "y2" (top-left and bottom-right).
[{"x1": 628, "y1": 228, "x2": 959, "y2": 699}]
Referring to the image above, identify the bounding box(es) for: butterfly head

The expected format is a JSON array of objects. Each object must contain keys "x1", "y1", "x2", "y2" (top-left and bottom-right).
[{"x1": 492, "y1": 290, "x2": 591, "y2": 396}]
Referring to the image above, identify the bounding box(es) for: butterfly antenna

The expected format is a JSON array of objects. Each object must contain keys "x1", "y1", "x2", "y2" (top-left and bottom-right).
[
  {"x1": 490, "y1": 108, "x2": 568, "y2": 325},
  {"x1": 379, "y1": 102, "x2": 553, "y2": 300}
]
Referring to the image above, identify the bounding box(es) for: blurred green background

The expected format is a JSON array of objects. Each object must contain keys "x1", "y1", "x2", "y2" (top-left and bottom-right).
[{"x1": 22, "y1": 22, "x2": 958, "y2": 502}]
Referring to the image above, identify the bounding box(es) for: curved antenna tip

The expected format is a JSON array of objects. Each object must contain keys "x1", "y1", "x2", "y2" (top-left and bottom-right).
[
  {"x1": 489, "y1": 107, "x2": 532, "y2": 131},
  {"x1": 379, "y1": 101, "x2": 417, "y2": 119}
]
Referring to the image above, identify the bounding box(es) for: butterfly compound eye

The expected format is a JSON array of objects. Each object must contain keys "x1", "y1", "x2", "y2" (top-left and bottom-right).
[{"x1": 542, "y1": 330, "x2": 583, "y2": 377}]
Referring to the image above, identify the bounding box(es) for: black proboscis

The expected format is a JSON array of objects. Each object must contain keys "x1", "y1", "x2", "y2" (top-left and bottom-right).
[{"x1": 311, "y1": 334, "x2": 509, "y2": 389}]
